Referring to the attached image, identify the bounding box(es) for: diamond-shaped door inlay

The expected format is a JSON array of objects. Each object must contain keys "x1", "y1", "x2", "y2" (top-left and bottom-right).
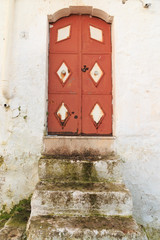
[
  {"x1": 56, "y1": 102, "x2": 70, "y2": 128},
  {"x1": 57, "y1": 62, "x2": 71, "y2": 86},
  {"x1": 90, "y1": 62, "x2": 103, "y2": 86},
  {"x1": 90, "y1": 103, "x2": 104, "y2": 129},
  {"x1": 57, "y1": 25, "x2": 71, "y2": 42},
  {"x1": 90, "y1": 26, "x2": 103, "y2": 42}
]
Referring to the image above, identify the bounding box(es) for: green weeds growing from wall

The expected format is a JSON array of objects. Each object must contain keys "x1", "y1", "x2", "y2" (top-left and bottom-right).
[{"x1": 0, "y1": 196, "x2": 31, "y2": 229}]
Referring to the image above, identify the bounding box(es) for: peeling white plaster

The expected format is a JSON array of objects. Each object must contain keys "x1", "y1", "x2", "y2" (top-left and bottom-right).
[
  {"x1": 12, "y1": 108, "x2": 20, "y2": 118},
  {"x1": 0, "y1": 0, "x2": 160, "y2": 232}
]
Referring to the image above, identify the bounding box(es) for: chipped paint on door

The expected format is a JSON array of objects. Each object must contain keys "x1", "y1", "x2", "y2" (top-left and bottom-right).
[{"x1": 48, "y1": 15, "x2": 112, "y2": 135}]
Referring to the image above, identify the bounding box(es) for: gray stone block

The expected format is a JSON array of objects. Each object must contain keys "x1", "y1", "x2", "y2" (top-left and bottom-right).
[
  {"x1": 39, "y1": 156, "x2": 122, "y2": 183},
  {"x1": 30, "y1": 182, "x2": 132, "y2": 217},
  {"x1": 27, "y1": 215, "x2": 147, "y2": 240}
]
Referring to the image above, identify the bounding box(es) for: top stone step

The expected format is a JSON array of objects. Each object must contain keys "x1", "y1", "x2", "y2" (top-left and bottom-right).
[{"x1": 39, "y1": 153, "x2": 122, "y2": 183}]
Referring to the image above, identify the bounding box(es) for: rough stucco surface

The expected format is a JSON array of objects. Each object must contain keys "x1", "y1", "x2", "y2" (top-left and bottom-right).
[{"x1": 0, "y1": 0, "x2": 160, "y2": 233}]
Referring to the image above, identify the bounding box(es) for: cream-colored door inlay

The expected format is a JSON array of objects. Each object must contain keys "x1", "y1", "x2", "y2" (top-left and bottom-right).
[
  {"x1": 56, "y1": 103, "x2": 70, "y2": 127},
  {"x1": 90, "y1": 26, "x2": 103, "y2": 42},
  {"x1": 90, "y1": 62, "x2": 103, "y2": 85},
  {"x1": 90, "y1": 103, "x2": 104, "y2": 128},
  {"x1": 57, "y1": 62, "x2": 71, "y2": 85},
  {"x1": 57, "y1": 25, "x2": 71, "y2": 42}
]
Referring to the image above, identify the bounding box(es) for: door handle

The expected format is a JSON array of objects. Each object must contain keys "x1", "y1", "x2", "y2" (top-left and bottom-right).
[{"x1": 81, "y1": 65, "x2": 89, "y2": 72}]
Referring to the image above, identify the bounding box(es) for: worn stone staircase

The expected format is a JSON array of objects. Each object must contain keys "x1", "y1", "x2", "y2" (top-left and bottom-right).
[{"x1": 27, "y1": 153, "x2": 147, "y2": 240}]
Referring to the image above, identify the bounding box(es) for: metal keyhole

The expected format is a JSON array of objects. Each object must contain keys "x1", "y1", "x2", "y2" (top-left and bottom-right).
[
  {"x1": 81, "y1": 65, "x2": 89, "y2": 72},
  {"x1": 94, "y1": 71, "x2": 99, "y2": 76},
  {"x1": 61, "y1": 70, "x2": 66, "y2": 75}
]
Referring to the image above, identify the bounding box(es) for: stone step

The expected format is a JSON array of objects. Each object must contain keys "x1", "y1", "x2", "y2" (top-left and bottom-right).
[
  {"x1": 27, "y1": 215, "x2": 147, "y2": 240},
  {"x1": 30, "y1": 182, "x2": 132, "y2": 218},
  {"x1": 43, "y1": 136, "x2": 115, "y2": 155},
  {"x1": 39, "y1": 154, "x2": 122, "y2": 183}
]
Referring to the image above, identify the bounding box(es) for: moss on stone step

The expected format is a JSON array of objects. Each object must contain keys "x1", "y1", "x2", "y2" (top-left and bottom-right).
[
  {"x1": 39, "y1": 156, "x2": 122, "y2": 184},
  {"x1": 144, "y1": 225, "x2": 160, "y2": 240},
  {"x1": 41, "y1": 150, "x2": 116, "y2": 161},
  {"x1": 37, "y1": 181, "x2": 127, "y2": 193},
  {"x1": 27, "y1": 215, "x2": 147, "y2": 240}
]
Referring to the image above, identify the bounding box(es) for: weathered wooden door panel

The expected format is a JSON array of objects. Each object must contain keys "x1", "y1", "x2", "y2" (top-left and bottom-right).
[
  {"x1": 48, "y1": 94, "x2": 80, "y2": 134},
  {"x1": 49, "y1": 15, "x2": 80, "y2": 54},
  {"x1": 48, "y1": 15, "x2": 112, "y2": 135},
  {"x1": 48, "y1": 15, "x2": 81, "y2": 135},
  {"x1": 82, "y1": 95, "x2": 112, "y2": 135},
  {"x1": 82, "y1": 54, "x2": 112, "y2": 94},
  {"x1": 81, "y1": 15, "x2": 111, "y2": 54},
  {"x1": 49, "y1": 54, "x2": 79, "y2": 93}
]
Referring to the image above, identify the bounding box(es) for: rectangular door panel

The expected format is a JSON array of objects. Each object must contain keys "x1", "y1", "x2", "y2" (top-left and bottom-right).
[
  {"x1": 50, "y1": 15, "x2": 80, "y2": 54},
  {"x1": 49, "y1": 54, "x2": 80, "y2": 94},
  {"x1": 82, "y1": 95, "x2": 112, "y2": 135},
  {"x1": 82, "y1": 16, "x2": 111, "y2": 54},
  {"x1": 48, "y1": 94, "x2": 80, "y2": 135},
  {"x1": 82, "y1": 54, "x2": 112, "y2": 94}
]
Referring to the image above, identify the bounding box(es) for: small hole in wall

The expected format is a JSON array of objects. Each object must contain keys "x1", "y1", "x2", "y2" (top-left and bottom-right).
[{"x1": 4, "y1": 104, "x2": 10, "y2": 108}]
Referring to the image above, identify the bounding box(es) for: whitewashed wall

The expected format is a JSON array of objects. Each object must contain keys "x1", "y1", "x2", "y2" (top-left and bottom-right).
[{"x1": 0, "y1": 0, "x2": 160, "y2": 232}]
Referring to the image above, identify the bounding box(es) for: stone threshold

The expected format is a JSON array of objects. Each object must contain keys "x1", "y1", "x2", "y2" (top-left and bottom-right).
[
  {"x1": 45, "y1": 135, "x2": 116, "y2": 139},
  {"x1": 43, "y1": 135, "x2": 116, "y2": 155}
]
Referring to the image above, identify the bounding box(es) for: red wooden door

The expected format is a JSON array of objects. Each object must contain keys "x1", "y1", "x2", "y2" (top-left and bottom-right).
[{"x1": 48, "y1": 15, "x2": 112, "y2": 135}]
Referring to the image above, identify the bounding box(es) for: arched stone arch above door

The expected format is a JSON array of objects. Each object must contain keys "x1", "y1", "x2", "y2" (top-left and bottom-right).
[{"x1": 48, "y1": 6, "x2": 113, "y2": 24}]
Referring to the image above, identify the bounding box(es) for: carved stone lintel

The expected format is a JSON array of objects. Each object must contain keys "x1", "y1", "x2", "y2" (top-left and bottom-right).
[{"x1": 48, "y1": 6, "x2": 113, "y2": 24}]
